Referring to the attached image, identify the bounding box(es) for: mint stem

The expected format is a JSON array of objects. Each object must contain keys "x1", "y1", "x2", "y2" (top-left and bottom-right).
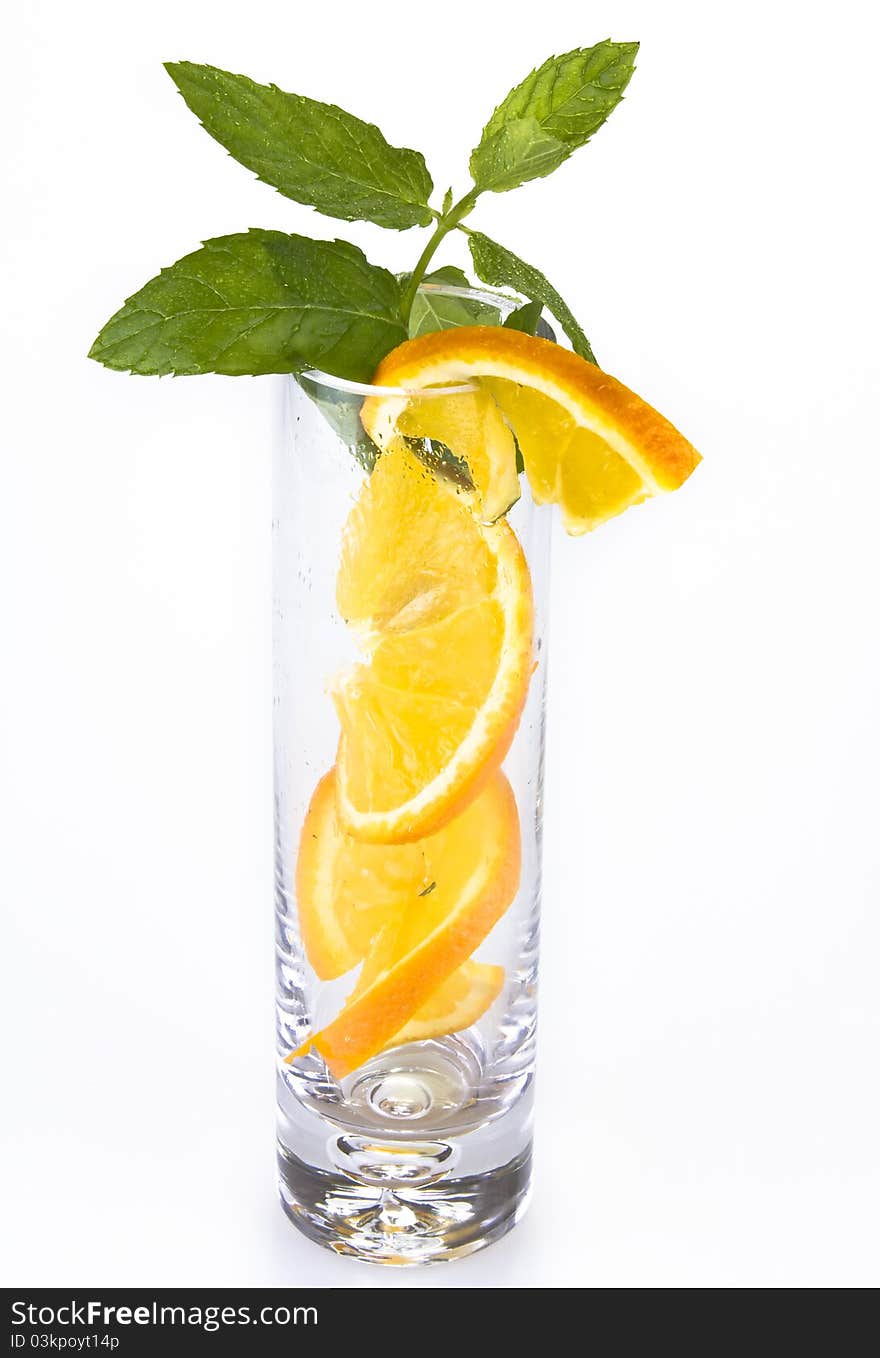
[{"x1": 400, "y1": 189, "x2": 479, "y2": 323}]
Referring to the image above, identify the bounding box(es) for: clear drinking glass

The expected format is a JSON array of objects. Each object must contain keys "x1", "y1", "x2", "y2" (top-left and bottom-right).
[{"x1": 274, "y1": 286, "x2": 551, "y2": 1263}]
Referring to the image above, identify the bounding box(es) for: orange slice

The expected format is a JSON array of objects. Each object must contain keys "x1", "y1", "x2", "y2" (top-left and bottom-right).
[
  {"x1": 295, "y1": 770, "x2": 423, "y2": 980},
  {"x1": 333, "y1": 443, "x2": 533, "y2": 844},
  {"x1": 362, "y1": 326, "x2": 701, "y2": 534},
  {"x1": 289, "y1": 770, "x2": 519, "y2": 1079}
]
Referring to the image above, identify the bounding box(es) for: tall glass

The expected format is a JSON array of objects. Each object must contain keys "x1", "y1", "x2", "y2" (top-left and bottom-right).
[{"x1": 274, "y1": 287, "x2": 551, "y2": 1264}]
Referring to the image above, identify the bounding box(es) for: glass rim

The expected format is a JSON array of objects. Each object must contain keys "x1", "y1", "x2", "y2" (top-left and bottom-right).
[{"x1": 299, "y1": 281, "x2": 526, "y2": 399}]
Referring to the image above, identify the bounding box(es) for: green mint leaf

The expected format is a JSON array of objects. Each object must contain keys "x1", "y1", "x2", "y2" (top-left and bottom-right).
[
  {"x1": 468, "y1": 231, "x2": 597, "y2": 363},
  {"x1": 396, "y1": 265, "x2": 471, "y2": 289},
  {"x1": 469, "y1": 118, "x2": 569, "y2": 193},
  {"x1": 165, "y1": 61, "x2": 434, "y2": 230},
  {"x1": 408, "y1": 266, "x2": 499, "y2": 338},
  {"x1": 441, "y1": 188, "x2": 454, "y2": 214},
  {"x1": 503, "y1": 300, "x2": 543, "y2": 335},
  {"x1": 88, "y1": 230, "x2": 407, "y2": 381},
  {"x1": 470, "y1": 40, "x2": 638, "y2": 194},
  {"x1": 482, "y1": 40, "x2": 639, "y2": 143},
  {"x1": 408, "y1": 292, "x2": 499, "y2": 338},
  {"x1": 422, "y1": 265, "x2": 472, "y2": 288}
]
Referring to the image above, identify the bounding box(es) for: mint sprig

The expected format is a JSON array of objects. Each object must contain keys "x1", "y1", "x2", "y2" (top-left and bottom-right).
[{"x1": 90, "y1": 40, "x2": 637, "y2": 381}]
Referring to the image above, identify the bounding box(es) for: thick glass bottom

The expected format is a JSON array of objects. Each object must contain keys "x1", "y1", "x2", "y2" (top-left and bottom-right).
[
  {"x1": 277, "y1": 1036, "x2": 534, "y2": 1264},
  {"x1": 278, "y1": 1142, "x2": 532, "y2": 1265}
]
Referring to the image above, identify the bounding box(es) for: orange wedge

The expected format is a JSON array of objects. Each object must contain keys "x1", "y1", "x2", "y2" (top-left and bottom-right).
[
  {"x1": 362, "y1": 326, "x2": 701, "y2": 534},
  {"x1": 333, "y1": 443, "x2": 533, "y2": 844},
  {"x1": 290, "y1": 770, "x2": 519, "y2": 1080}
]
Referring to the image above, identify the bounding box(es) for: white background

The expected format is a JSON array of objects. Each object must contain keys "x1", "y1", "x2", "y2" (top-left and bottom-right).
[{"x1": 2, "y1": 0, "x2": 878, "y2": 1288}]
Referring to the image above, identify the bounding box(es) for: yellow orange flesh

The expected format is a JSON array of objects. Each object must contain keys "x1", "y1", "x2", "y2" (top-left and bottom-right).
[
  {"x1": 362, "y1": 327, "x2": 701, "y2": 535},
  {"x1": 333, "y1": 444, "x2": 533, "y2": 844}
]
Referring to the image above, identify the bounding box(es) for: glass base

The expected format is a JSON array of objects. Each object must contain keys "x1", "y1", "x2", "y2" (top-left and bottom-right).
[
  {"x1": 277, "y1": 1032, "x2": 534, "y2": 1264},
  {"x1": 278, "y1": 1142, "x2": 532, "y2": 1265}
]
